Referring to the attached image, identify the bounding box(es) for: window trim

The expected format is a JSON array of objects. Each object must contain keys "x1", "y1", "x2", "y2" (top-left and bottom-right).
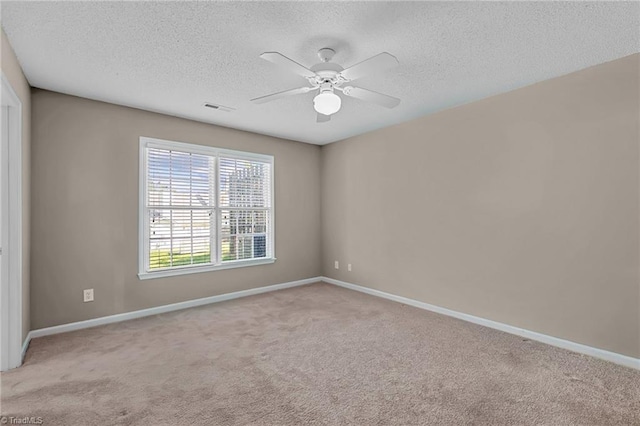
[{"x1": 138, "y1": 136, "x2": 275, "y2": 280}]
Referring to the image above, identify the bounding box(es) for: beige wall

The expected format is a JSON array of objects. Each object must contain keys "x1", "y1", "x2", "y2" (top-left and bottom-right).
[
  {"x1": 321, "y1": 54, "x2": 640, "y2": 358},
  {"x1": 19, "y1": 46, "x2": 640, "y2": 359},
  {"x1": 30, "y1": 90, "x2": 321, "y2": 329},
  {"x1": 1, "y1": 28, "x2": 30, "y2": 343}
]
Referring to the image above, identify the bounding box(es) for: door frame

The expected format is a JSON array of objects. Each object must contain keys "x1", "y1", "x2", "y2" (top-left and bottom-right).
[{"x1": 0, "y1": 72, "x2": 23, "y2": 371}]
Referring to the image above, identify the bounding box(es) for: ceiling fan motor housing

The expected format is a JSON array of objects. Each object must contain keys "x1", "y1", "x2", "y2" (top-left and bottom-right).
[{"x1": 309, "y1": 62, "x2": 345, "y2": 87}]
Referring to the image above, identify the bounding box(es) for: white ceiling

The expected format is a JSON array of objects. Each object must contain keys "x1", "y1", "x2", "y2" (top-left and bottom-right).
[{"x1": 1, "y1": 2, "x2": 638, "y2": 145}]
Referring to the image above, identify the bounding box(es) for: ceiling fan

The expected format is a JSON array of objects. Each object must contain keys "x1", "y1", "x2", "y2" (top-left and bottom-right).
[{"x1": 251, "y1": 48, "x2": 400, "y2": 123}]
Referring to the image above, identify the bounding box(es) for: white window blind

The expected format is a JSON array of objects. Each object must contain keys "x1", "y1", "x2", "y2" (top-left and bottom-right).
[
  {"x1": 139, "y1": 137, "x2": 274, "y2": 279},
  {"x1": 218, "y1": 157, "x2": 272, "y2": 262}
]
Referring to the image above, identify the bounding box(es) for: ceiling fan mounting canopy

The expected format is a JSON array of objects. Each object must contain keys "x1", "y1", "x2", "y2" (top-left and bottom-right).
[
  {"x1": 251, "y1": 47, "x2": 401, "y2": 123},
  {"x1": 317, "y1": 47, "x2": 336, "y2": 63}
]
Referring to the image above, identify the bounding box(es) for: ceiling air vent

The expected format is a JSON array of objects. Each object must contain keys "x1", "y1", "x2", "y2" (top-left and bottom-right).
[{"x1": 203, "y1": 102, "x2": 235, "y2": 112}]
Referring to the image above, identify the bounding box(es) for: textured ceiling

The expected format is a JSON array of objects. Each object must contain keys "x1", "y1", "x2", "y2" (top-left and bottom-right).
[{"x1": 2, "y1": 2, "x2": 639, "y2": 145}]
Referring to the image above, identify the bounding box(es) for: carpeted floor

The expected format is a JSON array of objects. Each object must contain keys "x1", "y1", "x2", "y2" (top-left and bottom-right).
[{"x1": 1, "y1": 282, "x2": 639, "y2": 425}]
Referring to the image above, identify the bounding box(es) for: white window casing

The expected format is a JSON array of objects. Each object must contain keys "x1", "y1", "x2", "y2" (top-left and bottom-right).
[{"x1": 138, "y1": 137, "x2": 275, "y2": 280}]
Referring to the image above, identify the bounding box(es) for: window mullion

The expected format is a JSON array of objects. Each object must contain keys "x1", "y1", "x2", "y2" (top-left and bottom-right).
[
  {"x1": 189, "y1": 154, "x2": 193, "y2": 266},
  {"x1": 169, "y1": 151, "x2": 173, "y2": 268},
  {"x1": 213, "y1": 154, "x2": 219, "y2": 265}
]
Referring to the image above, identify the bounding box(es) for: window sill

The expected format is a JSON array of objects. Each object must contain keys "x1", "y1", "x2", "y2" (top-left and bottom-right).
[{"x1": 138, "y1": 258, "x2": 276, "y2": 280}]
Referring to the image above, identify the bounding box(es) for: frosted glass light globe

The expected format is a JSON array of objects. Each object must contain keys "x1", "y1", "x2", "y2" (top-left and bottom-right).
[{"x1": 313, "y1": 92, "x2": 341, "y2": 115}]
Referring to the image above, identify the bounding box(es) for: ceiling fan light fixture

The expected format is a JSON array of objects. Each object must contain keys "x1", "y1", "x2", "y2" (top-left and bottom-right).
[
  {"x1": 251, "y1": 49, "x2": 400, "y2": 120},
  {"x1": 313, "y1": 91, "x2": 341, "y2": 115}
]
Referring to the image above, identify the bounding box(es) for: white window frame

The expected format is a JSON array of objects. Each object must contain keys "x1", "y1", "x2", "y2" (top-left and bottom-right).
[{"x1": 138, "y1": 136, "x2": 275, "y2": 280}]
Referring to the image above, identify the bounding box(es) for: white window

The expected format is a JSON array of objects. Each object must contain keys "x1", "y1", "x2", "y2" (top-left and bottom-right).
[{"x1": 139, "y1": 137, "x2": 274, "y2": 279}]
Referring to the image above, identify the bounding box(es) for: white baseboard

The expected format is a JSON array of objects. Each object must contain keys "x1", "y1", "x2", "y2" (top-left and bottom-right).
[
  {"x1": 321, "y1": 276, "x2": 640, "y2": 371},
  {"x1": 29, "y1": 277, "x2": 321, "y2": 340},
  {"x1": 22, "y1": 275, "x2": 640, "y2": 371},
  {"x1": 21, "y1": 332, "x2": 32, "y2": 361}
]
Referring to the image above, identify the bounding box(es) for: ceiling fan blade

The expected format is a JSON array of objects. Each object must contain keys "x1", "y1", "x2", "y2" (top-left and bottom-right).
[
  {"x1": 259, "y1": 52, "x2": 317, "y2": 79},
  {"x1": 317, "y1": 113, "x2": 331, "y2": 123},
  {"x1": 338, "y1": 52, "x2": 399, "y2": 81},
  {"x1": 251, "y1": 87, "x2": 314, "y2": 104},
  {"x1": 342, "y1": 86, "x2": 400, "y2": 108}
]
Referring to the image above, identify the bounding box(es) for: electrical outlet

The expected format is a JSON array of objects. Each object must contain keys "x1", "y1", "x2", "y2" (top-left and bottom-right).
[
  {"x1": 348, "y1": 264, "x2": 352, "y2": 272},
  {"x1": 83, "y1": 289, "x2": 94, "y2": 302},
  {"x1": 334, "y1": 261, "x2": 339, "y2": 269}
]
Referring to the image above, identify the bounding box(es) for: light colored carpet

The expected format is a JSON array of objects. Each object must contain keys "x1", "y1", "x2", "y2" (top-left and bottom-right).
[{"x1": 1, "y1": 282, "x2": 639, "y2": 425}]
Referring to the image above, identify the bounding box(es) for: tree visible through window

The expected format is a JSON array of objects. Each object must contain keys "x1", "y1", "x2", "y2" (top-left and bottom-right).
[{"x1": 140, "y1": 137, "x2": 273, "y2": 277}]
